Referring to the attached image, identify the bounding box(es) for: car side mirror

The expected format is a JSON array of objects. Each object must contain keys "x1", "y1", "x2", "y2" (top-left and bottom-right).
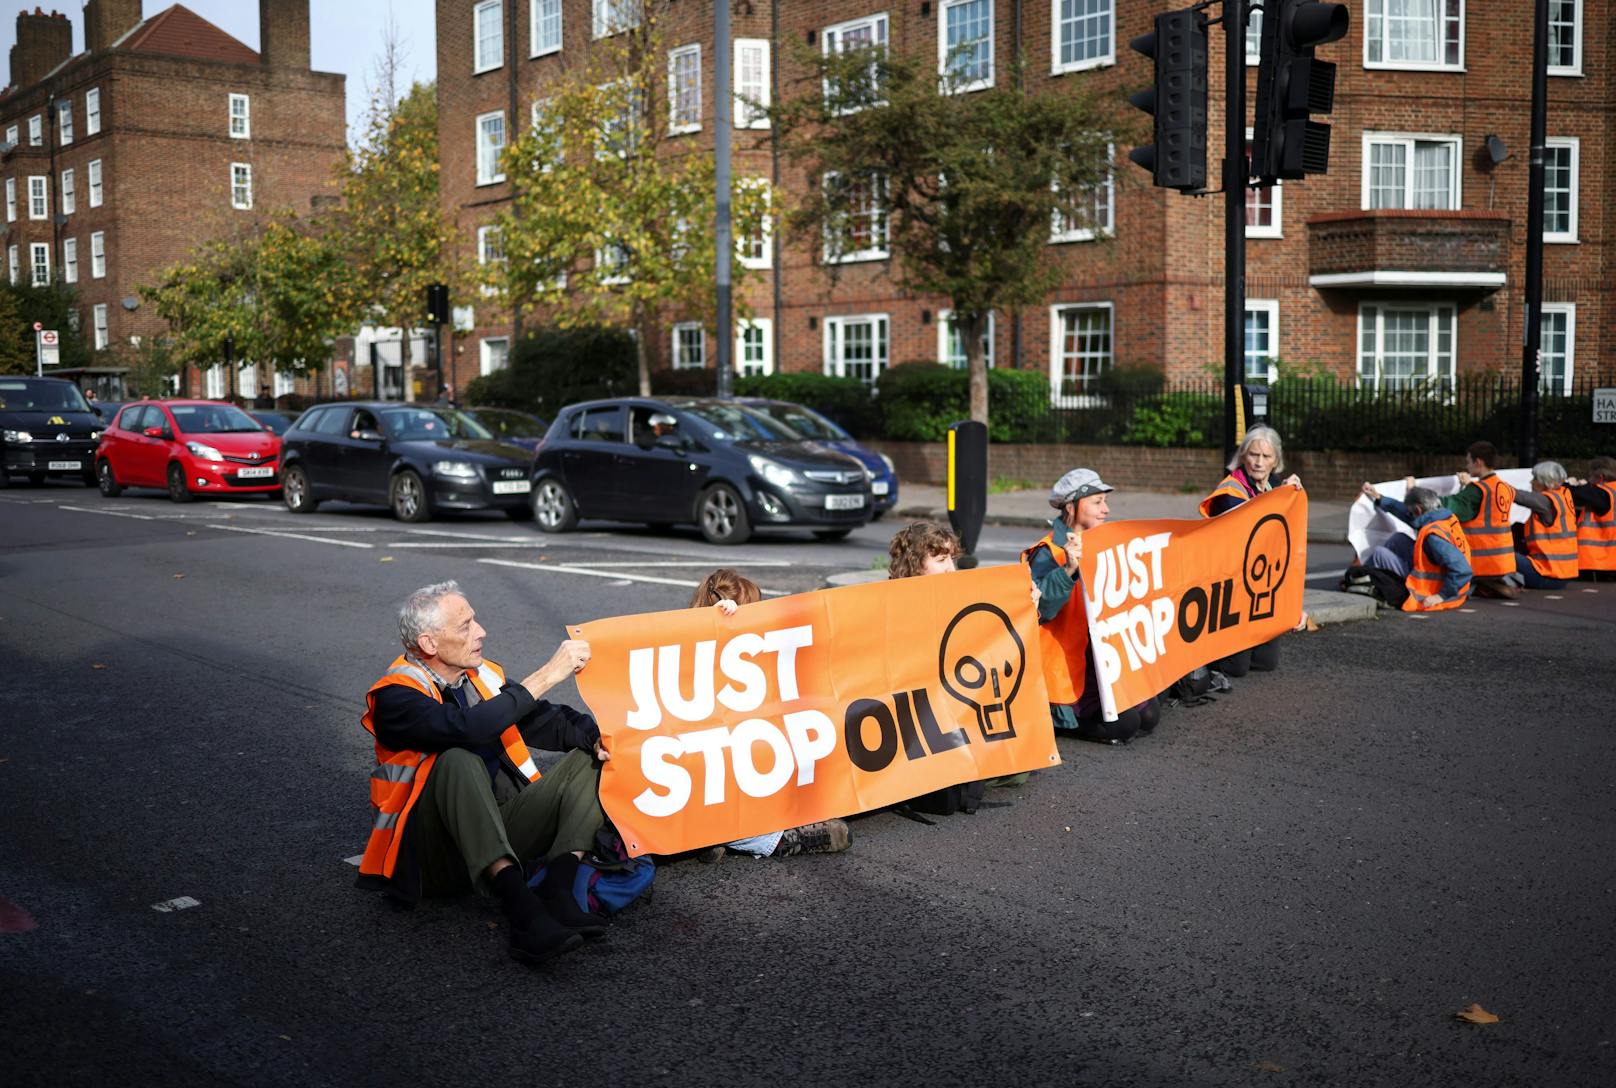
[
  {"x1": 655, "y1": 433, "x2": 685, "y2": 451},
  {"x1": 355, "y1": 429, "x2": 385, "y2": 443},
  {"x1": 143, "y1": 426, "x2": 165, "y2": 439}
]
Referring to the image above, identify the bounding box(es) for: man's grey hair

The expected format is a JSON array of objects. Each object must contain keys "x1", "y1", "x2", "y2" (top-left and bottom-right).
[
  {"x1": 1228, "y1": 425, "x2": 1285, "y2": 476},
  {"x1": 398, "y1": 580, "x2": 464, "y2": 651},
  {"x1": 1405, "y1": 486, "x2": 1441, "y2": 514},
  {"x1": 1532, "y1": 460, "x2": 1567, "y2": 490}
]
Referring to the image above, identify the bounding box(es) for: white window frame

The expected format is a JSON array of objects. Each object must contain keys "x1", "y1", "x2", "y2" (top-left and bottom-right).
[
  {"x1": 4, "y1": 178, "x2": 14, "y2": 222},
  {"x1": 1355, "y1": 302, "x2": 1458, "y2": 391},
  {"x1": 230, "y1": 163, "x2": 252, "y2": 210},
  {"x1": 737, "y1": 177, "x2": 773, "y2": 270},
  {"x1": 1360, "y1": 132, "x2": 1462, "y2": 210},
  {"x1": 1539, "y1": 302, "x2": 1575, "y2": 395},
  {"x1": 1052, "y1": 0, "x2": 1115, "y2": 76},
  {"x1": 57, "y1": 99, "x2": 72, "y2": 145},
  {"x1": 734, "y1": 38, "x2": 771, "y2": 129},
  {"x1": 938, "y1": 310, "x2": 996, "y2": 369},
  {"x1": 1244, "y1": 299, "x2": 1280, "y2": 383},
  {"x1": 939, "y1": 0, "x2": 995, "y2": 93},
  {"x1": 6, "y1": 244, "x2": 15, "y2": 285},
  {"x1": 63, "y1": 236, "x2": 78, "y2": 283},
  {"x1": 1246, "y1": 5, "x2": 1263, "y2": 63},
  {"x1": 60, "y1": 167, "x2": 75, "y2": 215},
  {"x1": 821, "y1": 12, "x2": 890, "y2": 113},
  {"x1": 531, "y1": 0, "x2": 562, "y2": 57},
  {"x1": 479, "y1": 336, "x2": 511, "y2": 377},
  {"x1": 1245, "y1": 127, "x2": 1282, "y2": 238},
  {"x1": 1050, "y1": 149, "x2": 1115, "y2": 243},
  {"x1": 672, "y1": 322, "x2": 706, "y2": 370},
  {"x1": 4, "y1": 124, "x2": 15, "y2": 146},
  {"x1": 229, "y1": 93, "x2": 250, "y2": 139},
  {"x1": 476, "y1": 111, "x2": 507, "y2": 185},
  {"x1": 668, "y1": 44, "x2": 702, "y2": 135},
  {"x1": 736, "y1": 317, "x2": 774, "y2": 376},
  {"x1": 473, "y1": 0, "x2": 504, "y2": 74},
  {"x1": 822, "y1": 171, "x2": 889, "y2": 264},
  {"x1": 28, "y1": 114, "x2": 42, "y2": 146},
  {"x1": 30, "y1": 242, "x2": 49, "y2": 287},
  {"x1": 1543, "y1": 136, "x2": 1579, "y2": 244},
  {"x1": 1364, "y1": 0, "x2": 1465, "y2": 72},
  {"x1": 595, "y1": 243, "x2": 631, "y2": 285},
  {"x1": 27, "y1": 175, "x2": 47, "y2": 220},
  {"x1": 93, "y1": 303, "x2": 109, "y2": 351},
  {"x1": 476, "y1": 224, "x2": 504, "y2": 265},
  {"x1": 823, "y1": 314, "x2": 891, "y2": 384},
  {"x1": 85, "y1": 88, "x2": 101, "y2": 135},
  {"x1": 88, "y1": 159, "x2": 103, "y2": 207},
  {"x1": 237, "y1": 364, "x2": 258, "y2": 400},
  {"x1": 592, "y1": 0, "x2": 641, "y2": 39},
  {"x1": 90, "y1": 231, "x2": 106, "y2": 279},
  {"x1": 204, "y1": 363, "x2": 226, "y2": 399},
  {"x1": 273, "y1": 369, "x2": 296, "y2": 398},
  {"x1": 1048, "y1": 302, "x2": 1114, "y2": 407},
  {"x1": 1548, "y1": 0, "x2": 1582, "y2": 76}
]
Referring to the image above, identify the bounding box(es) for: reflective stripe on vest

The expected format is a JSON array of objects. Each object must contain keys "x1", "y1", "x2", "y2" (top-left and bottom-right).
[
  {"x1": 1523, "y1": 486, "x2": 1578, "y2": 580},
  {"x1": 357, "y1": 655, "x2": 540, "y2": 881},
  {"x1": 1403, "y1": 513, "x2": 1472, "y2": 612},
  {"x1": 1460, "y1": 474, "x2": 1517, "y2": 576},
  {"x1": 1021, "y1": 533, "x2": 1089, "y2": 705},
  {"x1": 1198, "y1": 475, "x2": 1250, "y2": 518},
  {"x1": 1577, "y1": 481, "x2": 1616, "y2": 571}
]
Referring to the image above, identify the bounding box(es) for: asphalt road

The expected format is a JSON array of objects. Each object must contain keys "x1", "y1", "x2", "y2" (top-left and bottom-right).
[{"x1": 2, "y1": 482, "x2": 1612, "y2": 1087}]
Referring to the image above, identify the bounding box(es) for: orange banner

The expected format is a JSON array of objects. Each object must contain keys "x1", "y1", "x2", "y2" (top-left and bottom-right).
[
  {"x1": 570, "y1": 565, "x2": 1058, "y2": 856},
  {"x1": 1076, "y1": 487, "x2": 1308, "y2": 716}
]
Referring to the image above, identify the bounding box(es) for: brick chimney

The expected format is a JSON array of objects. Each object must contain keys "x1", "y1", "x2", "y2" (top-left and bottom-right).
[
  {"x1": 259, "y1": 0, "x2": 309, "y2": 69},
  {"x1": 10, "y1": 8, "x2": 73, "y2": 90},
  {"x1": 83, "y1": 0, "x2": 142, "y2": 54}
]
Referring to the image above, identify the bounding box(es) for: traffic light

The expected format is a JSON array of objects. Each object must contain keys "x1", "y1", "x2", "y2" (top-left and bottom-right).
[
  {"x1": 425, "y1": 283, "x2": 450, "y2": 326},
  {"x1": 1252, "y1": 1, "x2": 1349, "y2": 182},
  {"x1": 1127, "y1": 9, "x2": 1208, "y2": 192}
]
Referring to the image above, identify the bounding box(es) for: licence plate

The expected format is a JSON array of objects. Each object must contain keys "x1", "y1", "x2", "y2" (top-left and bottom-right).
[
  {"x1": 48, "y1": 460, "x2": 81, "y2": 471},
  {"x1": 237, "y1": 466, "x2": 274, "y2": 479},
  {"x1": 492, "y1": 480, "x2": 532, "y2": 495},
  {"x1": 872, "y1": 481, "x2": 889, "y2": 496},
  {"x1": 825, "y1": 493, "x2": 866, "y2": 510}
]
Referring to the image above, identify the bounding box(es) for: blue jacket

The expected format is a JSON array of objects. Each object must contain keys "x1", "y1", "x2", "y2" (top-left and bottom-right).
[{"x1": 1376, "y1": 498, "x2": 1473, "y2": 599}]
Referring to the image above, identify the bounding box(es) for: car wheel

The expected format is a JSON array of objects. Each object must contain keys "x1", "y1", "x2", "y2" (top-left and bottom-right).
[
  {"x1": 813, "y1": 528, "x2": 854, "y2": 542},
  {"x1": 166, "y1": 463, "x2": 193, "y2": 503},
  {"x1": 97, "y1": 459, "x2": 123, "y2": 497},
  {"x1": 531, "y1": 478, "x2": 578, "y2": 532},
  {"x1": 505, "y1": 504, "x2": 534, "y2": 521},
  {"x1": 282, "y1": 466, "x2": 319, "y2": 513},
  {"x1": 698, "y1": 484, "x2": 751, "y2": 545},
  {"x1": 390, "y1": 469, "x2": 431, "y2": 523}
]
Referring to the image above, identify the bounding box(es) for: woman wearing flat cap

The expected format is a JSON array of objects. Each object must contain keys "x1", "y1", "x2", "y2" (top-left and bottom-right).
[{"x1": 1020, "y1": 468, "x2": 1162, "y2": 744}]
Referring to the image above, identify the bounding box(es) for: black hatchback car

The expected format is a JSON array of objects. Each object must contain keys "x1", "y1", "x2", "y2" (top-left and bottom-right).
[
  {"x1": 0, "y1": 376, "x2": 103, "y2": 487},
  {"x1": 529, "y1": 397, "x2": 874, "y2": 544},
  {"x1": 279, "y1": 402, "x2": 535, "y2": 522}
]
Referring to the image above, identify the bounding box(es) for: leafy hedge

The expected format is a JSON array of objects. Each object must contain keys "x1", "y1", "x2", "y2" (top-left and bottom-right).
[
  {"x1": 462, "y1": 327, "x2": 637, "y2": 415},
  {"x1": 868, "y1": 363, "x2": 1054, "y2": 441},
  {"x1": 732, "y1": 372, "x2": 882, "y2": 436}
]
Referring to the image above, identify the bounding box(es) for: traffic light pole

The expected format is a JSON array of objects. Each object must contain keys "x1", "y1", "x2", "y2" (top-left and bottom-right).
[
  {"x1": 1222, "y1": 1, "x2": 1247, "y2": 464},
  {"x1": 1519, "y1": 0, "x2": 1549, "y2": 465}
]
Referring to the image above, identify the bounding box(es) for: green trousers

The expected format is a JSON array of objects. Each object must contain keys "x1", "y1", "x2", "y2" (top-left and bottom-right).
[{"x1": 412, "y1": 747, "x2": 604, "y2": 898}]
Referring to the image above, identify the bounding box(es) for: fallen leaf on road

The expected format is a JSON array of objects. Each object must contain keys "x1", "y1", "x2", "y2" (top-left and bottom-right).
[
  {"x1": 1255, "y1": 1061, "x2": 1286, "y2": 1073},
  {"x1": 91, "y1": 663, "x2": 107, "y2": 670},
  {"x1": 186, "y1": 531, "x2": 196, "y2": 537},
  {"x1": 379, "y1": 556, "x2": 394, "y2": 563},
  {"x1": 1305, "y1": 616, "x2": 1321, "y2": 632},
  {"x1": 172, "y1": 573, "x2": 185, "y2": 580},
  {"x1": 1455, "y1": 1003, "x2": 1500, "y2": 1024}
]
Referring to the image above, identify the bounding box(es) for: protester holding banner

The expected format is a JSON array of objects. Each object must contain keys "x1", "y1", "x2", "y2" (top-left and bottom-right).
[
  {"x1": 1023, "y1": 469, "x2": 1162, "y2": 744},
  {"x1": 888, "y1": 521, "x2": 963, "y2": 577},
  {"x1": 1355, "y1": 486, "x2": 1472, "y2": 611},
  {"x1": 1429, "y1": 442, "x2": 1521, "y2": 599},
  {"x1": 1515, "y1": 461, "x2": 1578, "y2": 590},
  {"x1": 1569, "y1": 456, "x2": 1616, "y2": 581}
]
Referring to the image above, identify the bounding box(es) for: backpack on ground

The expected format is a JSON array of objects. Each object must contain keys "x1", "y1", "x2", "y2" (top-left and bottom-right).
[
  {"x1": 528, "y1": 827, "x2": 654, "y2": 915},
  {"x1": 903, "y1": 778, "x2": 988, "y2": 817},
  {"x1": 1169, "y1": 666, "x2": 1216, "y2": 707}
]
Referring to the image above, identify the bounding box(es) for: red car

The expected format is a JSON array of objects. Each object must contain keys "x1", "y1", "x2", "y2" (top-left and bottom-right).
[{"x1": 95, "y1": 399, "x2": 282, "y2": 502}]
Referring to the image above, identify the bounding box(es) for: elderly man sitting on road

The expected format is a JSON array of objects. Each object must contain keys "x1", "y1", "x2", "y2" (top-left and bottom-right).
[
  {"x1": 356, "y1": 580, "x2": 610, "y2": 965},
  {"x1": 1353, "y1": 485, "x2": 1473, "y2": 612}
]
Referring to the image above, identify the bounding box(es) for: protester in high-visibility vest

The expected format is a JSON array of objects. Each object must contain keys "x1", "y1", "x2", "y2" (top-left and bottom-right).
[
  {"x1": 1198, "y1": 425, "x2": 1305, "y2": 675},
  {"x1": 1515, "y1": 461, "x2": 1578, "y2": 590},
  {"x1": 357, "y1": 580, "x2": 611, "y2": 966},
  {"x1": 1429, "y1": 441, "x2": 1520, "y2": 598},
  {"x1": 1569, "y1": 455, "x2": 1616, "y2": 581},
  {"x1": 1357, "y1": 485, "x2": 1473, "y2": 611},
  {"x1": 1021, "y1": 468, "x2": 1162, "y2": 744}
]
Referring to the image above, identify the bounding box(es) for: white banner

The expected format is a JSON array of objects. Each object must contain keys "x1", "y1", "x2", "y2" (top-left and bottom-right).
[{"x1": 1348, "y1": 469, "x2": 1534, "y2": 562}]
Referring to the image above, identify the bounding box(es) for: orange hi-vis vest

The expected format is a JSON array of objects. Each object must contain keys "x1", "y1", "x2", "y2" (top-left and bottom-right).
[
  {"x1": 358, "y1": 656, "x2": 541, "y2": 882},
  {"x1": 1523, "y1": 485, "x2": 1578, "y2": 580},
  {"x1": 1577, "y1": 481, "x2": 1616, "y2": 571},
  {"x1": 1021, "y1": 533, "x2": 1089, "y2": 705},
  {"x1": 1460, "y1": 473, "x2": 1517, "y2": 577},
  {"x1": 1198, "y1": 474, "x2": 1251, "y2": 518},
  {"x1": 1403, "y1": 513, "x2": 1472, "y2": 612}
]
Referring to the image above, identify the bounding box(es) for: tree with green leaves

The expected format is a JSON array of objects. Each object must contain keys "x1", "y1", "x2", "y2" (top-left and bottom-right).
[
  {"x1": 487, "y1": 18, "x2": 773, "y2": 395},
  {"x1": 0, "y1": 283, "x2": 87, "y2": 374},
  {"x1": 770, "y1": 43, "x2": 1127, "y2": 423}
]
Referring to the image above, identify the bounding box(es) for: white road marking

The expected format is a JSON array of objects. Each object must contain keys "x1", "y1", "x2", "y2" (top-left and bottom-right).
[
  {"x1": 480, "y1": 557, "x2": 705, "y2": 589},
  {"x1": 562, "y1": 559, "x2": 792, "y2": 568},
  {"x1": 1545, "y1": 595, "x2": 1563, "y2": 600},
  {"x1": 58, "y1": 505, "x2": 156, "y2": 520},
  {"x1": 400, "y1": 528, "x2": 532, "y2": 543},
  {"x1": 382, "y1": 542, "x2": 541, "y2": 548},
  {"x1": 343, "y1": 855, "x2": 364, "y2": 867},
  {"x1": 259, "y1": 526, "x2": 378, "y2": 532},
  {"x1": 206, "y1": 524, "x2": 374, "y2": 549},
  {"x1": 151, "y1": 896, "x2": 201, "y2": 912}
]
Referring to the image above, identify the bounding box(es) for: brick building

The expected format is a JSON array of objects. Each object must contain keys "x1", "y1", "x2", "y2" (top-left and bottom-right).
[
  {"x1": 1, "y1": 1, "x2": 345, "y2": 397},
  {"x1": 436, "y1": 0, "x2": 1611, "y2": 400}
]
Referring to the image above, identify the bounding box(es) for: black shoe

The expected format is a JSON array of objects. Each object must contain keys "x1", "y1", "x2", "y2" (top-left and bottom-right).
[
  {"x1": 540, "y1": 855, "x2": 609, "y2": 938},
  {"x1": 773, "y1": 819, "x2": 852, "y2": 856},
  {"x1": 508, "y1": 914, "x2": 584, "y2": 965}
]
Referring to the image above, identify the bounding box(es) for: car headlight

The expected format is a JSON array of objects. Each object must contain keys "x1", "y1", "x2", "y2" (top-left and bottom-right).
[
  {"x1": 432, "y1": 460, "x2": 480, "y2": 479},
  {"x1": 186, "y1": 441, "x2": 224, "y2": 461},
  {"x1": 748, "y1": 454, "x2": 798, "y2": 488},
  {"x1": 863, "y1": 467, "x2": 875, "y2": 480},
  {"x1": 879, "y1": 453, "x2": 896, "y2": 474},
  {"x1": 4, "y1": 429, "x2": 34, "y2": 443},
  {"x1": 89, "y1": 430, "x2": 103, "y2": 440}
]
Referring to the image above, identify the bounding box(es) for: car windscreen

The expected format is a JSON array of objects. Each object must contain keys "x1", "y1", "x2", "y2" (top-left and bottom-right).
[
  {"x1": 748, "y1": 402, "x2": 847, "y2": 441},
  {"x1": 0, "y1": 379, "x2": 90, "y2": 413},
  {"x1": 250, "y1": 412, "x2": 292, "y2": 435},
  {"x1": 675, "y1": 402, "x2": 802, "y2": 442},
  {"x1": 473, "y1": 409, "x2": 545, "y2": 438},
  {"x1": 168, "y1": 404, "x2": 265, "y2": 434},
  {"x1": 380, "y1": 407, "x2": 494, "y2": 442}
]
